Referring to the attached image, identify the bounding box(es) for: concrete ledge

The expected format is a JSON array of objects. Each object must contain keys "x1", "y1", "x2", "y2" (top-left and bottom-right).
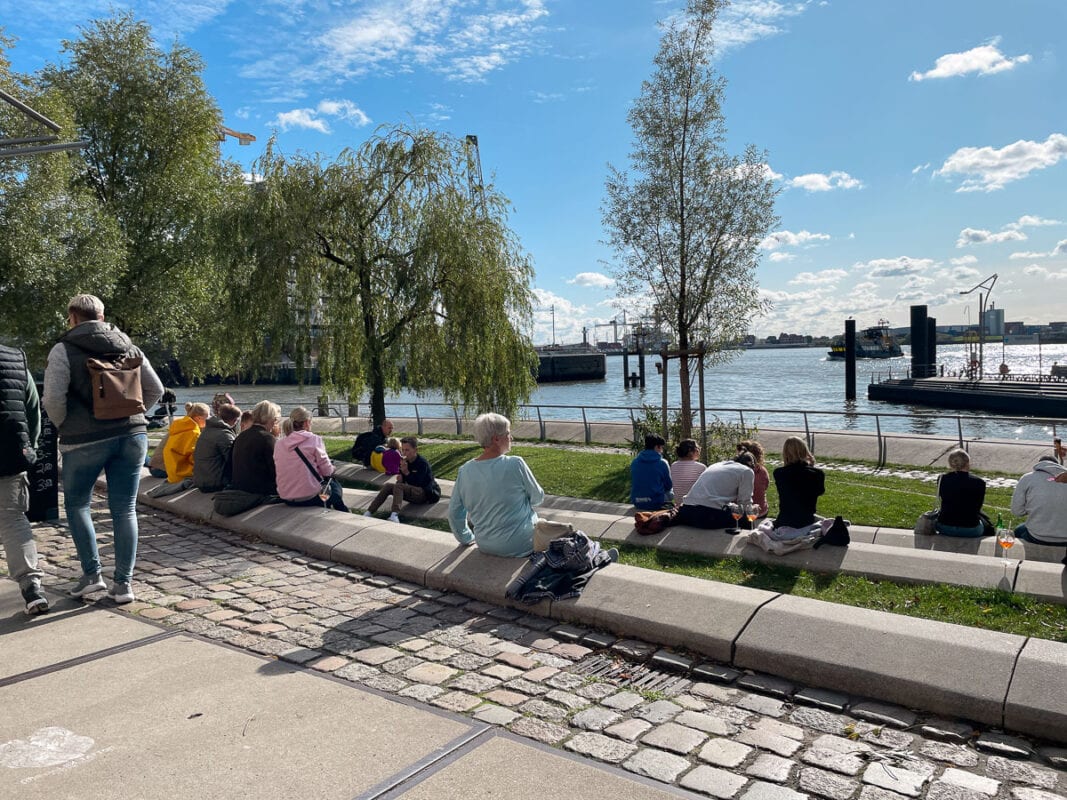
[
  {"x1": 734, "y1": 594, "x2": 1024, "y2": 726},
  {"x1": 331, "y1": 524, "x2": 459, "y2": 586},
  {"x1": 1004, "y1": 637, "x2": 1067, "y2": 735},
  {"x1": 424, "y1": 546, "x2": 551, "y2": 616},
  {"x1": 1013, "y1": 560, "x2": 1067, "y2": 604},
  {"x1": 551, "y1": 564, "x2": 774, "y2": 663}
]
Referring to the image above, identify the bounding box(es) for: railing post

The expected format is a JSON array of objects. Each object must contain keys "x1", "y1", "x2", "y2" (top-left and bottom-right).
[
  {"x1": 582, "y1": 407, "x2": 591, "y2": 445},
  {"x1": 537, "y1": 406, "x2": 545, "y2": 441},
  {"x1": 956, "y1": 416, "x2": 964, "y2": 450},
  {"x1": 803, "y1": 413, "x2": 813, "y2": 453},
  {"x1": 415, "y1": 404, "x2": 423, "y2": 436},
  {"x1": 453, "y1": 406, "x2": 462, "y2": 436},
  {"x1": 738, "y1": 410, "x2": 745, "y2": 431},
  {"x1": 875, "y1": 415, "x2": 885, "y2": 469}
]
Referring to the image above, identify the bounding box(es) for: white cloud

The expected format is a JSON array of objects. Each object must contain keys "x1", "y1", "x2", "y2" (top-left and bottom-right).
[
  {"x1": 567, "y1": 272, "x2": 614, "y2": 289},
  {"x1": 759, "y1": 230, "x2": 831, "y2": 250},
  {"x1": 714, "y1": 0, "x2": 811, "y2": 56},
  {"x1": 909, "y1": 38, "x2": 1031, "y2": 82},
  {"x1": 532, "y1": 288, "x2": 589, "y2": 345},
  {"x1": 937, "y1": 133, "x2": 1067, "y2": 192},
  {"x1": 759, "y1": 163, "x2": 784, "y2": 182},
  {"x1": 949, "y1": 266, "x2": 980, "y2": 281},
  {"x1": 1054, "y1": 239, "x2": 1067, "y2": 256},
  {"x1": 955, "y1": 227, "x2": 1027, "y2": 247},
  {"x1": 855, "y1": 256, "x2": 936, "y2": 278},
  {"x1": 788, "y1": 171, "x2": 863, "y2": 192},
  {"x1": 1046, "y1": 271, "x2": 1067, "y2": 281},
  {"x1": 1010, "y1": 251, "x2": 1048, "y2": 260},
  {"x1": 1024, "y1": 264, "x2": 1047, "y2": 276},
  {"x1": 950, "y1": 255, "x2": 978, "y2": 265},
  {"x1": 788, "y1": 269, "x2": 847, "y2": 286},
  {"x1": 270, "y1": 98, "x2": 371, "y2": 133},
  {"x1": 768, "y1": 252, "x2": 795, "y2": 262},
  {"x1": 1004, "y1": 214, "x2": 1063, "y2": 230},
  {"x1": 911, "y1": 163, "x2": 931, "y2": 174},
  {"x1": 531, "y1": 91, "x2": 564, "y2": 104}
]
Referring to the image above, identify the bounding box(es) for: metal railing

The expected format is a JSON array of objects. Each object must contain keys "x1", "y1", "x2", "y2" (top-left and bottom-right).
[{"x1": 297, "y1": 400, "x2": 1061, "y2": 469}]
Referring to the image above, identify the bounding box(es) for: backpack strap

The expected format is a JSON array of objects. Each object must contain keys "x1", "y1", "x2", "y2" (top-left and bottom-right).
[{"x1": 293, "y1": 446, "x2": 323, "y2": 482}]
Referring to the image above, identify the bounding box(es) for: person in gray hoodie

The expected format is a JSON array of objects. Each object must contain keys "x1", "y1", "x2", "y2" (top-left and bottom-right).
[
  {"x1": 43, "y1": 294, "x2": 163, "y2": 604},
  {"x1": 1011, "y1": 456, "x2": 1067, "y2": 545},
  {"x1": 192, "y1": 403, "x2": 241, "y2": 493}
]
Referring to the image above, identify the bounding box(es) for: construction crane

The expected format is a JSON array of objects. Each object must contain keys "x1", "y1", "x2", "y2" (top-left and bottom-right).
[
  {"x1": 217, "y1": 124, "x2": 256, "y2": 146},
  {"x1": 464, "y1": 134, "x2": 486, "y2": 216}
]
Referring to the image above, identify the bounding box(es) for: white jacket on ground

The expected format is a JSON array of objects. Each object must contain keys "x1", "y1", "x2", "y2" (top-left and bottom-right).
[{"x1": 1010, "y1": 459, "x2": 1067, "y2": 543}]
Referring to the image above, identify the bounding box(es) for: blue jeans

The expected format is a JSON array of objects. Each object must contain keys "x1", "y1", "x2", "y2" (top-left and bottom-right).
[
  {"x1": 1014, "y1": 525, "x2": 1063, "y2": 546},
  {"x1": 62, "y1": 434, "x2": 148, "y2": 584},
  {"x1": 283, "y1": 477, "x2": 349, "y2": 512},
  {"x1": 935, "y1": 521, "x2": 984, "y2": 538}
]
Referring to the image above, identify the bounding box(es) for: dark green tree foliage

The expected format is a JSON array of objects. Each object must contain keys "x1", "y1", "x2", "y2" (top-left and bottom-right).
[
  {"x1": 603, "y1": 0, "x2": 778, "y2": 437},
  {"x1": 42, "y1": 13, "x2": 229, "y2": 366},
  {"x1": 0, "y1": 33, "x2": 124, "y2": 363},
  {"x1": 227, "y1": 127, "x2": 537, "y2": 423}
]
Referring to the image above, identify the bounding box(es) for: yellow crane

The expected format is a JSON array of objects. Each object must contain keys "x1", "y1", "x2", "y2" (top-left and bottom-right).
[{"x1": 217, "y1": 125, "x2": 255, "y2": 146}]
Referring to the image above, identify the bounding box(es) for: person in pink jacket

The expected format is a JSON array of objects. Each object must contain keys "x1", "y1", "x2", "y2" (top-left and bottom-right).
[{"x1": 274, "y1": 407, "x2": 349, "y2": 512}]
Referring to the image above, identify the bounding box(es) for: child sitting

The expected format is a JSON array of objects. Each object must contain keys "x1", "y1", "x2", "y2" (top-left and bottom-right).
[{"x1": 382, "y1": 437, "x2": 402, "y2": 475}]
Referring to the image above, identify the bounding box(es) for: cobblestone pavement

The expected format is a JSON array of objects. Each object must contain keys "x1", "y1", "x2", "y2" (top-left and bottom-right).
[{"x1": 13, "y1": 496, "x2": 1067, "y2": 800}]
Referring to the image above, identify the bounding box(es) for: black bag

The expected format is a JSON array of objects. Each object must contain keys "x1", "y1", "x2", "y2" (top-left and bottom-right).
[
  {"x1": 212, "y1": 489, "x2": 265, "y2": 517},
  {"x1": 351, "y1": 430, "x2": 379, "y2": 464},
  {"x1": 816, "y1": 515, "x2": 850, "y2": 548},
  {"x1": 978, "y1": 511, "x2": 996, "y2": 537}
]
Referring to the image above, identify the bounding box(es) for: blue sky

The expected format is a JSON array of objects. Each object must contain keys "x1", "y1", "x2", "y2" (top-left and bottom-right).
[{"x1": 3, "y1": 0, "x2": 1065, "y2": 344}]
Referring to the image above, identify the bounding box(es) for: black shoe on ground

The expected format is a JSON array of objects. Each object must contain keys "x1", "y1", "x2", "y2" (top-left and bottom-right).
[{"x1": 21, "y1": 584, "x2": 49, "y2": 616}]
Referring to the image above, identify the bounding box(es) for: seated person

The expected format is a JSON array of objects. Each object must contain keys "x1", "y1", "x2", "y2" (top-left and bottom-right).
[
  {"x1": 674, "y1": 452, "x2": 755, "y2": 529},
  {"x1": 192, "y1": 403, "x2": 241, "y2": 493},
  {"x1": 162, "y1": 402, "x2": 210, "y2": 483},
  {"x1": 364, "y1": 436, "x2": 440, "y2": 521},
  {"x1": 382, "y1": 437, "x2": 402, "y2": 475},
  {"x1": 630, "y1": 434, "x2": 673, "y2": 510},
  {"x1": 239, "y1": 410, "x2": 253, "y2": 432},
  {"x1": 669, "y1": 439, "x2": 706, "y2": 502},
  {"x1": 274, "y1": 407, "x2": 348, "y2": 512},
  {"x1": 448, "y1": 413, "x2": 544, "y2": 557},
  {"x1": 229, "y1": 400, "x2": 282, "y2": 496},
  {"x1": 146, "y1": 431, "x2": 170, "y2": 478},
  {"x1": 351, "y1": 418, "x2": 393, "y2": 467},
  {"x1": 211, "y1": 392, "x2": 235, "y2": 417},
  {"x1": 1011, "y1": 456, "x2": 1067, "y2": 545},
  {"x1": 773, "y1": 436, "x2": 825, "y2": 529},
  {"x1": 739, "y1": 439, "x2": 769, "y2": 517},
  {"x1": 935, "y1": 448, "x2": 986, "y2": 538},
  {"x1": 147, "y1": 388, "x2": 178, "y2": 429}
]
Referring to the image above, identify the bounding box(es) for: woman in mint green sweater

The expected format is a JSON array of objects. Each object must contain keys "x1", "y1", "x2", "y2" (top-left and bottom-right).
[{"x1": 448, "y1": 413, "x2": 544, "y2": 557}]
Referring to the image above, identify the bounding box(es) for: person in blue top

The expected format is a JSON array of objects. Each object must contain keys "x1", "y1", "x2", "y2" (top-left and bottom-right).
[
  {"x1": 448, "y1": 413, "x2": 545, "y2": 557},
  {"x1": 630, "y1": 433, "x2": 673, "y2": 510}
]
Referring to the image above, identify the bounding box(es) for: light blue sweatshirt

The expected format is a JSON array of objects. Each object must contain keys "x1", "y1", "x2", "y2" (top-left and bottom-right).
[{"x1": 448, "y1": 455, "x2": 545, "y2": 557}]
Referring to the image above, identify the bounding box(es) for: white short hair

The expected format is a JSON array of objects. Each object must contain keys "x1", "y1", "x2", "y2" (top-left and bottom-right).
[
  {"x1": 251, "y1": 400, "x2": 281, "y2": 428},
  {"x1": 947, "y1": 448, "x2": 970, "y2": 471},
  {"x1": 473, "y1": 413, "x2": 510, "y2": 448},
  {"x1": 67, "y1": 294, "x2": 105, "y2": 321}
]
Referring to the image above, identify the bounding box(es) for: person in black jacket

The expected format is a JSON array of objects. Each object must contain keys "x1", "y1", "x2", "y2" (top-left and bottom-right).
[
  {"x1": 351, "y1": 418, "x2": 393, "y2": 467},
  {"x1": 0, "y1": 345, "x2": 49, "y2": 614},
  {"x1": 363, "y1": 436, "x2": 439, "y2": 522},
  {"x1": 229, "y1": 401, "x2": 281, "y2": 496},
  {"x1": 935, "y1": 448, "x2": 986, "y2": 537},
  {"x1": 192, "y1": 403, "x2": 241, "y2": 493},
  {"x1": 773, "y1": 436, "x2": 825, "y2": 528}
]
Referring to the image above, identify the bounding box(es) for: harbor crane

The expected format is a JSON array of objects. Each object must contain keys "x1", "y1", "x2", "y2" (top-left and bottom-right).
[
  {"x1": 217, "y1": 124, "x2": 256, "y2": 146},
  {"x1": 0, "y1": 88, "x2": 88, "y2": 158},
  {"x1": 464, "y1": 134, "x2": 486, "y2": 217},
  {"x1": 959, "y1": 273, "x2": 997, "y2": 379}
]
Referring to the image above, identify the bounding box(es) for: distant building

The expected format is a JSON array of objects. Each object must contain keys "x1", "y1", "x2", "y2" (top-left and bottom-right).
[
  {"x1": 983, "y1": 307, "x2": 1005, "y2": 336},
  {"x1": 1004, "y1": 321, "x2": 1026, "y2": 335}
]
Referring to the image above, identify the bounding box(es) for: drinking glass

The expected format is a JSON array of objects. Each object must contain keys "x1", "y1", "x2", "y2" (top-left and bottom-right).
[
  {"x1": 996, "y1": 528, "x2": 1015, "y2": 551},
  {"x1": 319, "y1": 483, "x2": 331, "y2": 514},
  {"x1": 745, "y1": 503, "x2": 758, "y2": 530},
  {"x1": 727, "y1": 503, "x2": 741, "y2": 534}
]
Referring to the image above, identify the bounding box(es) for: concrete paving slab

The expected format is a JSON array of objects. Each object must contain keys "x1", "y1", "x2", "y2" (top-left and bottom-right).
[
  {"x1": 551, "y1": 564, "x2": 774, "y2": 663},
  {"x1": 734, "y1": 594, "x2": 1024, "y2": 725},
  {"x1": 534, "y1": 509, "x2": 625, "y2": 538},
  {"x1": 1012, "y1": 561, "x2": 1067, "y2": 604},
  {"x1": 423, "y1": 546, "x2": 550, "y2": 615},
  {"x1": 875, "y1": 529, "x2": 1001, "y2": 558},
  {"x1": 331, "y1": 523, "x2": 461, "y2": 585},
  {"x1": 0, "y1": 583, "x2": 160, "y2": 681},
  {"x1": 140, "y1": 484, "x2": 217, "y2": 521},
  {"x1": 0, "y1": 635, "x2": 474, "y2": 800},
  {"x1": 394, "y1": 733, "x2": 689, "y2": 799},
  {"x1": 251, "y1": 509, "x2": 364, "y2": 561},
  {"x1": 1003, "y1": 637, "x2": 1067, "y2": 739}
]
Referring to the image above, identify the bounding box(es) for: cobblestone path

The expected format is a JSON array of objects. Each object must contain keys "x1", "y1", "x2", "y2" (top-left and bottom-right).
[{"x1": 16, "y1": 497, "x2": 1067, "y2": 799}]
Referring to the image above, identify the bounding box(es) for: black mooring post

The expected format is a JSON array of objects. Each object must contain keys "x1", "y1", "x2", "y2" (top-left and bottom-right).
[
  {"x1": 845, "y1": 319, "x2": 856, "y2": 401},
  {"x1": 910, "y1": 305, "x2": 928, "y2": 378},
  {"x1": 622, "y1": 348, "x2": 630, "y2": 389},
  {"x1": 638, "y1": 345, "x2": 646, "y2": 389},
  {"x1": 926, "y1": 317, "x2": 937, "y2": 379}
]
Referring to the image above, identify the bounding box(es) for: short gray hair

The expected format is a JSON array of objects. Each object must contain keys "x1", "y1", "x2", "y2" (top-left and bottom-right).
[
  {"x1": 250, "y1": 400, "x2": 281, "y2": 428},
  {"x1": 473, "y1": 413, "x2": 510, "y2": 448},
  {"x1": 289, "y1": 406, "x2": 312, "y2": 430},
  {"x1": 947, "y1": 448, "x2": 970, "y2": 471},
  {"x1": 67, "y1": 294, "x2": 105, "y2": 322}
]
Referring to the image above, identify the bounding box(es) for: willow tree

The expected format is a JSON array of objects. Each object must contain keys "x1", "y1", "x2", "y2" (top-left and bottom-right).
[
  {"x1": 229, "y1": 127, "x2": 537, "y2": 423},
  {"x1": 42, "y1": 12, "x2": 234, "y2": 373},
  {"x1": 603, "y1": 0, "x2": 778, "y2": 437}
]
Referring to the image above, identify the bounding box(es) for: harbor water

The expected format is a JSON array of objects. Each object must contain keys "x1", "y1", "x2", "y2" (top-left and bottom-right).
[{"x1": 169, "y1": 343, "x2": 1067, "y2": 442}]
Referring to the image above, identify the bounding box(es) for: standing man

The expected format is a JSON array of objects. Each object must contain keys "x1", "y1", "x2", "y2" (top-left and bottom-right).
[
  {"x1": 0, "y1": 344, "x2": 49, "y2": 614},
  {"x1": 351, "y1": 417, "x2": 393, "y2": 467},
  {"x1": 43, "y1": 294, "x2": 163, "y2": 604},
  {"x1": 363, "y1": 436, "x2": 439, "y2": 522}
]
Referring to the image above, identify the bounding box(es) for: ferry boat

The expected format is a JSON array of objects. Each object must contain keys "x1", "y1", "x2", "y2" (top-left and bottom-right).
[{"x1": 827, "y1": 320, "x2": 903, "y2": 360}]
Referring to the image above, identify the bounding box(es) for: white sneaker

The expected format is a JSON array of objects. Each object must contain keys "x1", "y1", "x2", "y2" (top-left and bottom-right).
[{"x1": 388, "y1": 512, "x2": 400, "y2": 523}]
